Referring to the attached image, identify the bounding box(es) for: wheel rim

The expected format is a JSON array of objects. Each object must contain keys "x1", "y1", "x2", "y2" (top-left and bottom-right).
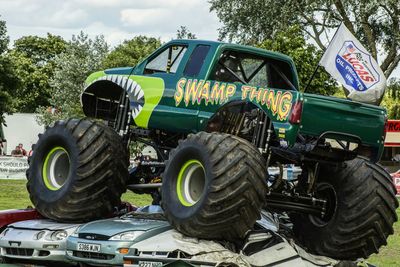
[
  {"x1": 176, "y1": 160, "x2": 206, "y2": 207},
  {"x1": 309, "y1": 182, "x2": 337, "y2": 227},
  {"x1": 42, "y1": 147, "x2": 70, "y2": 191}
]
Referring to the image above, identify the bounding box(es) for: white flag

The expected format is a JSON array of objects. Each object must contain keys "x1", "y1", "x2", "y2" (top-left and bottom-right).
[{"x1": 320, "y1": 23, "x2": 386, "y2": 104}]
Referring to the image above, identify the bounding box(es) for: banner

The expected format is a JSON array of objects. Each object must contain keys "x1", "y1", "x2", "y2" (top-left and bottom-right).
[
  {"x1": 320, "y1": 24, "x2": 386, "y2": 104},
  {"x1": 0, "y1": 156, "x2": 28, "y2": 179}
]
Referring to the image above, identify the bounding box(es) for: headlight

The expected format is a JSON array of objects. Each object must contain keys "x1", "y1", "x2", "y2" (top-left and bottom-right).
[
  {"x1": 109, "y1": 231, "x2": 145, "y2": 241},
  {"x1": 50, "y1": 230, "x2": 68, "y2": 241},
  {"x1": 34, "y1": 230, "x2": 46, "y2": 240}
]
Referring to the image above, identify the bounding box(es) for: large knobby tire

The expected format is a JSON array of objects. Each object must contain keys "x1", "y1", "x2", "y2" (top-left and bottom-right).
[
  {"x1": 161, "y1": 132, "x2": 268, "y2": 241},
  {"x1": 291, "y1": 156, "x2": 398, "y2": 260},
  {"x1": 27, "y1": 119, "x2": 129, "y2": 222}
]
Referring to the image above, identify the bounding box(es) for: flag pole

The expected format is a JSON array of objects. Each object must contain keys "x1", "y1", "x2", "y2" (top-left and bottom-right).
[
  {"x1": 303, "y1": 65, "x2": 320, "y2": 93},
  {"x1": 303, "y1": 22, "x2": 343, "y2": 93}
]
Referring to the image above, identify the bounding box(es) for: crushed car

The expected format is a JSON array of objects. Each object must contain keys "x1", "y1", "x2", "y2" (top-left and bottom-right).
[
  {"x1": 0, "y1": 219, "x2": 79, "y2": 266},
  {"x1": 0, "y1": 203, "x2": 135, "y2": 266},
  {"x1": 66, "y1": 206, "x2": 170, "y2": 266}
]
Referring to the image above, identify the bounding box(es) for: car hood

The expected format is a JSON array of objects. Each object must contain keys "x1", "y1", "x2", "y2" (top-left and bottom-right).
[
  {"x1": 78, "y1": 216, "x2": 170, "y2": 237},
  {"x1": 10, "y1": 219, "x2": 80, "y2": 231}
]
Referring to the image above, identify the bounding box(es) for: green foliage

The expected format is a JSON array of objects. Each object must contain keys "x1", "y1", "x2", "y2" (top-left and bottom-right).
[
  {"x1": 9, "y1": 34, "x2": 67, "y2": 112},
  {"x1": 209, "y1": 0, "x2": 297, "y2": 44},
  {"x1": 37, "y1": 32, "x2": 109, "y2": 126},
  {"x1": 210, "y1": 0, "x2": 400, "y2": 77},
  {"x1": 0, "y1": 17, "x2": 19, "y2": 124},
  {"x1": 176, "y1": 26, "x2": 197, "y2": 39},
  {"x1": 257, "y1": 25, "x2": 337, "y2": 95},
  {"x1": 102, "y1": 36, "x2": 161, "y2": 69},
  {"x1": 0, "y1": 17, "x2": 8, "y2": 53},
  {"x1": 381, "y1": 79, "x2": 400, "y2": 119}
]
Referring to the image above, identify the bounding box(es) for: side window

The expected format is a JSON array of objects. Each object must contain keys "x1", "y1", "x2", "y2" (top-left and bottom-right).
[
  {"x1": 144, "y1": 45, "x2": 187, "y2": 74},
  {"x1": 210, "y1": 53, "x2": 243, "y2": 84},
  {"x1": 268, "y1": 59, "x2": 294, "y2": 90},
  {"x1": 210, "y1": 50, "x2": 296, "y2": 90},
  {"x1": 210, "y1": 51, "x2": 269, "y2": 87},
  {"x1": 183, "y1": 45, "x2": 210, "y2": 77}
]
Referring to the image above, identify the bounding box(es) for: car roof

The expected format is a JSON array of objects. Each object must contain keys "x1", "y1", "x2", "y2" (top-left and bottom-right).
[{"x1": 167, "y1": 39, "x2": 294, "y2": 63}]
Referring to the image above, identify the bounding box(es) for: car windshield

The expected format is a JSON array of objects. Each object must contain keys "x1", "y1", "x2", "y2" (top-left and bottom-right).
[{"x1": 121, "y1": 212, "x2": 166, "y2": 221}]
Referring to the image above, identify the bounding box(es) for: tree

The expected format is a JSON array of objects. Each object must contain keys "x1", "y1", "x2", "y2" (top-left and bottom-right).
[
  {"x1": 381, "y1": 78, "x2": 400, "y2": 119},
  {"x1": 257, "y1": 25, "x2": 337, "y2": 95},
  {"x1": 9, "y1": 34, "x2": 67, "y2": 112},
  {"x1": 210, "y1": 0, "x2": 400, "y2": 77},
  {"x1": 37, "y1": 32, "x2": 109, "y2": 126},
  {"x1": 102, "y1": 36, "x2": 161, "y2": 69},
  {"x1": 176, "y1": 26, "x2": 197, "y2": 39},
  {"x1": 0, "y1": 16, "x2": 19, "y2": 124}
]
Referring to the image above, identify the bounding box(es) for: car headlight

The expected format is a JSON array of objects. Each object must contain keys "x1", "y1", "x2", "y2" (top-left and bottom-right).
[
  {"x1": 34, "y1": 230, "x2": 46, "y2": 240},
  {"x1": 49, "y1": 230, "x2": 68, "y2": 241},
  {"x1": 109, "y1": 231, "x2": 145, "y2": 241}
]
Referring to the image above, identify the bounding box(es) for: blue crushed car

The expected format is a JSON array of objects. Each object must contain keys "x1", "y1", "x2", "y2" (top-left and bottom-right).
[{"x1": 66, "y1": 206, "x2": 170, "y2": 266}]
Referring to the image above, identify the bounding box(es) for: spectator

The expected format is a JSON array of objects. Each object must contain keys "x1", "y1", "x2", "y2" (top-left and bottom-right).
[
  {"x1": 18, "y1": 143, "x2": 27, "y2": 156},
  {"x1": 11, "y1": 146, "x2": 23, "y2": 157},
  {"x1": 0, "y1": 141, "x2": 3, "y2": 156}
]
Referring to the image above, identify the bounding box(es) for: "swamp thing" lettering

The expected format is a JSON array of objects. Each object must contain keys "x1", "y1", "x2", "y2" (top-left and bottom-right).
[{"x1": 174, "y1": 78, "x2": 293, "y2": 121}]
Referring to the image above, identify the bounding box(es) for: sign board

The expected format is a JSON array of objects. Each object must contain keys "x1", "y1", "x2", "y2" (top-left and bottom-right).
[
  {"x1": 385, "y1": 120, "x2": 400, "y2": 147},
  {"x1": 0, "y1": 156, "x2": 28, "y2": 179}
]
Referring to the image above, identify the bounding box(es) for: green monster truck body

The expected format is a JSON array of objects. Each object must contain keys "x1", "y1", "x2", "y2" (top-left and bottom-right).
[
  {"x1": 27, "y1": 39, "x2": 398, "y2": 260},
  {"x1": 83, "y1": 40, "x2": 386, "y2": 160}
]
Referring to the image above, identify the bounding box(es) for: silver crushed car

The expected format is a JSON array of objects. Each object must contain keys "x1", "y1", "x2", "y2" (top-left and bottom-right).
[
  {"x1": 122, "y1": 212, "x2": 341, "y2": 267},
  {"x1": 0, "y1": 219, "x2": 80, "y2": 266},
  {"x1": 66, "y1": 206, "x2": 170, "y2": 266}
]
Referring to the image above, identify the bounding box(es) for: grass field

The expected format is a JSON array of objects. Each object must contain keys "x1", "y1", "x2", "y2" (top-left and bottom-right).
[
  {"x1": 0, "y1": 179, "x2": 152, "y2": 210},
  {"x1": 0, "y1": 179, "x2": 399, "y2": 266}
]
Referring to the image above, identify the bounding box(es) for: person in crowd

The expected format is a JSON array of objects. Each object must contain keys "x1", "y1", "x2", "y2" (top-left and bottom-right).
[
  {"x1": 11, "y1": 146, "x2": 23, "y2": 157},
  {"x1": 18, "y1": 143, "x2": 27, "y2": 156}
]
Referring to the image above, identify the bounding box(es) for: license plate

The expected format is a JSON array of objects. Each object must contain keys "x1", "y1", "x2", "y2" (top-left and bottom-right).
[
  {"x1": 77, "y1": 242, "x2": 101, "y2": 252},
  {"x1": 138, "y1": 261, "x2": 163, "y2": 267}
]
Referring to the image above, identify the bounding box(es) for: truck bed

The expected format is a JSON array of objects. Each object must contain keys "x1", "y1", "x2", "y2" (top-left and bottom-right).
[{"x1": 299, "y1": 93, "x2": 386, "y2": 161}]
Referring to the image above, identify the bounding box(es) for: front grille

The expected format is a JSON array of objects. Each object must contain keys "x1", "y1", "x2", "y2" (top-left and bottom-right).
[
  {"x1": 5, "y1": 247, "x2": 34, "y2": 256},
  {"x1": 73, "y1": 251, "x2": 115, "y2": 260},
  {"x1": 78, "y1": 233, "x2": 110, "y2": 241}
]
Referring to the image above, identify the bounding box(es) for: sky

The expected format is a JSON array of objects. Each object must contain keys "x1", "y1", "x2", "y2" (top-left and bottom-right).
[
  {"x1": 0, "y1": 0, "x2": 221, "y2": 46},
  {"x1": 1, "y1": 0, "x2": 398, "y2": 78}
]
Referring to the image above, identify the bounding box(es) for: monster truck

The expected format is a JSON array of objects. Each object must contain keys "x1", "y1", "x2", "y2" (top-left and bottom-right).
[{"x1": 27, "y1": 40, "x2": 398, "y2": 260}]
